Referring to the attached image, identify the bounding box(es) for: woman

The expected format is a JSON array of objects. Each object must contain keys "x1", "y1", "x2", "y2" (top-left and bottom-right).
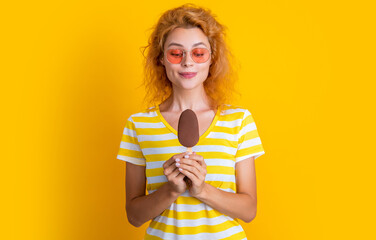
[{"x1": 117, "y1": 3, "x2": 265, "y2": 240}]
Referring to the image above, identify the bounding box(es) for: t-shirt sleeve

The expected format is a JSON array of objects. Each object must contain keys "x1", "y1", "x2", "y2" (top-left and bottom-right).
[
  {"x1": 116, "y1": 116, "x2": 146, "y2": 166},
  {"x1": 235, "y1": 109, "x2": 265, "y2": 163}
]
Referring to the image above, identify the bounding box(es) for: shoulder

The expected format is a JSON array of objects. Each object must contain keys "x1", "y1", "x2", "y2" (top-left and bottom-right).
[
  {"x1": 127, "y1": 106, "x2": 158, "y2": 122},
  {"x1": 219, "y1": 104, "x2": 251, "y2": 120}
]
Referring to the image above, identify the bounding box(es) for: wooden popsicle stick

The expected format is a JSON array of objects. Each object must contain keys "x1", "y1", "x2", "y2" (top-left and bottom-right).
[{"x1": 183, "y1": 147, "x2": 193, "y2": 186}]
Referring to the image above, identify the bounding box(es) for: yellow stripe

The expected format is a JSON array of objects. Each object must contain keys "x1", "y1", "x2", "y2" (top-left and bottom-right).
[
  {"x1": 120, "y1": 134, "x2": 138, "y2": 145},
  {"x1": 141, "y1": 139, "x2": 180, "y2": 148},
  {"x1": 124, "y1": 120, "x2": 135, "y2": 129},
  {"x1": 137, "y1": 127, "x2": 171, "y2": 135},
  {"x1": 160, "y1": 208, "x2": 225, "y2": 220},
  {"x1": 220, "y1": 111, "x2": 244, "y2": 121},
  {"x1": 208, "y1": 165, "x2": 235, "y2": 175},
  {"x1": 236, "y1": 144, "x2": 264, "y2": 158},
  {"x1": 242, "y1": 114, "x2": 255, "y2": 125},
  {"x1": 212, "y1": 125, "x2": 240, "y2": 135},
  {"x1": 194, "y1": 151, "x2": 235, "y2": 160},
  {"x1": 117, "y1": 148, "x2": 144, "y2": 159},
  {"x1": 175, "y1": 196, "x2": 203, "y2": 205},
  {"x1": 146, "y1": 168, "x2": 164, "y2": 177},
  {"x1": 132, "y1": 116, "x2": 160, "y2": 123},
  {"x1": 242, "y1": 129, "x2": 260, "y2": 141},
  {"x1": 144, "y1": 233, "x2": 164, "y2": 240},
  {"x1": 199, "y1": 138, "x2": 238, "y2": 147}
]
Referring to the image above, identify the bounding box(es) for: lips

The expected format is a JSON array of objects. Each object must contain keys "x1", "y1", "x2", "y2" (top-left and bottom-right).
[{"x1": 179, "y1": 72, "x2": 197, "y2": 79}]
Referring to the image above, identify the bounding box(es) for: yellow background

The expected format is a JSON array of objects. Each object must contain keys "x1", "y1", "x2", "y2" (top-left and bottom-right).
[{"x1": 1, "y1": 0, "x2": 375, "y2": 239}]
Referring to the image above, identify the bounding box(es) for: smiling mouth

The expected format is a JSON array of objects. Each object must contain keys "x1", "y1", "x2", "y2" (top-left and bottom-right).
[{"x1": 179, "y1": 72, "x2": 197, "y2": 79}]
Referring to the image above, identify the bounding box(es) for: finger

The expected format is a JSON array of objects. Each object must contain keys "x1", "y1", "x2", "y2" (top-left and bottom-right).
[
  {"x1": 166, "y1": 158, "x2": 184, "y2": 174},
  {"x1": 163, "y1": 151, "x2": 190, "y2": 168},
  {"x1": 168, "y1": 167, "x2": 181, "y2": 178},
  {"x1": 165, "y1": 160, "x2": 181, "y2": 175},
  {"x1": 180, "y1": 163, "x2": 203, "y2": 180},
  {"x1": 182, "y1": 153, "x2": 206, "y2": 167},
  {"x1": 178, "y1": 167, "x2": 200, "y2": 183},
  {"x1": 164, "y1": 164, "x2": 175, "y2": 176},
  {"x1": 179, "y1": 160, "x2": 205, "y2": 175},
  {"x1": 176, "y1": 172, "x2": 186, "y2": 180}
]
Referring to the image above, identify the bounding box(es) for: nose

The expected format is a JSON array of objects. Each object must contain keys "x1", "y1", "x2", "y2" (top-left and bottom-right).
[{"x1": 181, "y1": 52, "x2": 194, "y2": 67}]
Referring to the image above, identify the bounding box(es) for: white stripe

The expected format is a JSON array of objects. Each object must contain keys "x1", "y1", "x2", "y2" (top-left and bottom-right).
[
  {"x1": 191, "y1": 145, "x2": 237, "y2": 155},
  {"x1": 205, "y1": 158, "x2": 235, "y2": 167},
  {"x1": 138, "y1": 133, "x2": 177, "y2": 142},
  {"x1": 206, "y1": 132, "x2": 237, "y2": 141},
  {"x1": 122, "y1": 126, "x2": 137, "y2": 138},
  {"x1": 154, "y1": 214, "x2": 230, "y2": 227},
  {"x1": 219, "y1": 188, "x2": 236, "y2": 193},
  {"x1": 119, "y1": 141, "x2": 141, "y2": 152},
  {"x1": 147, "y1": 175, "x2": 167, "y2": 184},
  {"x1": 216, "y1": 119, "x2": 242, "y2": 128},
  {"x1": 146, "y1": 160, "x2": 164, "y2": 170},
  {"x1": 146, "y1": 224, "x2": 245, "y2": 240},
  {"x1": 169, "y1": 202, "x2": 215, "y2": 212},
  {"x1": 142, "y1": 146, "x2": 186, "y2": 155},
  {"x1": 221, "y1": 108, "x2": 245, "y2": 115},
  {"x1": 117, "y1": 155, "x2": 145, "y2": 165},
  {"x1": 134, "y1": 122, "x2": 165, "y2": 129},
  {"x1": 132, "y1": 111, "x2": 157, "y2": 118},
  {"x1": 147, "y1": 174, "x2": 235, "y2": 185},
  {"x1": 238, "y1": 137, "x2": 262, "y2": 150},
  {"x1": 236, "y1": 151, "x2": 265, "y2": 162},
  {"x1": 238, "y1": 122, "x2": 257, "y2": 138},
  {"x1": 243, "y1": 109, "x2": 251, "y2": 118},
  {"x1": 142, "y1": 145, "x2": 237, "y2": 156},
  {"x1": 206, "y1": 174, "x2": 235, "y2": 182}
]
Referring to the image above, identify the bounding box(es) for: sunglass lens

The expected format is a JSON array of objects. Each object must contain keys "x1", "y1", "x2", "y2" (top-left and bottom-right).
[
  {"x1": 166, "y1": 49, "x2": 183, "y2": 64},
  {"x1": 192, "y1": 48, "x2": 210, "y2": 63}
]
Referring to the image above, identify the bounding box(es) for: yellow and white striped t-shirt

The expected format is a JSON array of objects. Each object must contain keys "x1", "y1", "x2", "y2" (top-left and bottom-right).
[{"x1": 117, "y1": 104, "x2": 265, "y2": 240}]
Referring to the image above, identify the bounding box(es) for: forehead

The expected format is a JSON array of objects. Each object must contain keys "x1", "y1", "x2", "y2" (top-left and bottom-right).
[{"x1": 164, "y1": 27, "x2": 210, "y2": 49}]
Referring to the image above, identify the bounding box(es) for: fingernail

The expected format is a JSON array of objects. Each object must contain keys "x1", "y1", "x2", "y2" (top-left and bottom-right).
[
  {"x1": 184, "y1": 155, "x2": 189, "y2": 159},
  {"x1": 175, "y1": 162, "x2": 180, "y2": 167},
  {"x1": 175, "y1": 158, "x2": 180, "y2": 162},
  {"x1": 179, "y1": 168, "x2": 183, "y2": 171}
]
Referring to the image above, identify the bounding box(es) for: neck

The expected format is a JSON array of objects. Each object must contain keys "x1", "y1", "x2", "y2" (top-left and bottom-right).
[{"x1": 160, "y1": 85, "x2": 214, "y2": 112}]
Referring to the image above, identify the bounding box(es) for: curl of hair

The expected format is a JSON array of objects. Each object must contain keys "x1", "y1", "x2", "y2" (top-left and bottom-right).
[{"x1": 139, "y1": 3, "x2": 241, "y2": 112}]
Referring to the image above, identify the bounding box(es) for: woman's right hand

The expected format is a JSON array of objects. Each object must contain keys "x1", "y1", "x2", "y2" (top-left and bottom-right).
[{"x1": 163, "y1": 152, "x2": 189, "y2": 195}]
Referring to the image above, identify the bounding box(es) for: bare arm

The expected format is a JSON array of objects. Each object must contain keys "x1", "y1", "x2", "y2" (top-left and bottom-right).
[
  {"x1": 125, "y1": 162, "x2": 177, "y2": 227},
  {"x1": 194, "y1": 156, "x2": 257, "y2": 222},
  {"x1": 125, "y1": 152, "x2": 189, "y2": 227}
]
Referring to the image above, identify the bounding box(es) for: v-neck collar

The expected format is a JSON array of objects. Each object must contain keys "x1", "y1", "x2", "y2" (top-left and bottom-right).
[{"x1": 155, "y1": 105, "x2": 221, "y2": 142}]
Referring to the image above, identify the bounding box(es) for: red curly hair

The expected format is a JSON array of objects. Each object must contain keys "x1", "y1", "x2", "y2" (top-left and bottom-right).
[{"x1": 140, "y1": 3, "x2": 241, "y2": 112}]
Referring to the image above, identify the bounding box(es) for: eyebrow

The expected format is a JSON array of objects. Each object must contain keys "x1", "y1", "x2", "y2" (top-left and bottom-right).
[{"x1": 167, "y1": 42, "x2": 208, "y2": 48}]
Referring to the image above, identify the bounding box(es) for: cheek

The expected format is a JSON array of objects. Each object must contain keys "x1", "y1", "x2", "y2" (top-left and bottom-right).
[
  {"x1": 164, "y1": 65, "x2": 179, "y2": 80},
  {"x1": 199, "y1": 64, "x2": 211, "y2": 76}
]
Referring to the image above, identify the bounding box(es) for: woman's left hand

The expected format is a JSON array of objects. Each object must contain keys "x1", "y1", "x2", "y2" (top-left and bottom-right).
[{"x1": 176, "y1": 152, "x2": 207, "y2": 197}]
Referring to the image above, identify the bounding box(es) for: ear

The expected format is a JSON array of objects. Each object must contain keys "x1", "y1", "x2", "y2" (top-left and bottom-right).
[{"x1": 160, "y1": 57, "x2": 164, "y2": 66}]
